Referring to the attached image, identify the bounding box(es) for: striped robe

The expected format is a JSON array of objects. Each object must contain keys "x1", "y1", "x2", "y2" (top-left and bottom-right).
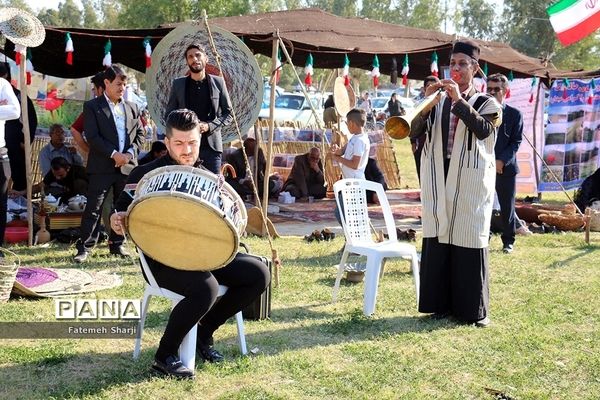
[{"x1": 419, "y1": 92, "x2": 502, "y2": 249}]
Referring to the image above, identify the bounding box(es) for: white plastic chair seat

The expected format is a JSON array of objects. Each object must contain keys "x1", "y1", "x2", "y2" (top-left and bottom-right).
[
  {"x1": 332, "y1": 178, "x2": 420, "y2": 316},
  {"x1": 133, "y1": 250, "x2": 247, "y2": 371}
]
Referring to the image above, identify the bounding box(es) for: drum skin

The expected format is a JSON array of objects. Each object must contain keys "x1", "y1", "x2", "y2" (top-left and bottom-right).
[{"x1": 126, "y1": 165, "x2": 247, "y2": 271}]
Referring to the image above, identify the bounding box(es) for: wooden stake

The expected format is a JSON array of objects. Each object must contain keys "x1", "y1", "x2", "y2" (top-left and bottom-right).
[{"x1": 19, "y1": 49, "x2": 34, "y2": 246}]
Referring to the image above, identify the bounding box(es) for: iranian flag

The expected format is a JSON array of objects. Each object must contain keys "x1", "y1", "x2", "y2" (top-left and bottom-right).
[{"x1": 547, "y1": 0, "x2": 600, "y2": 46}]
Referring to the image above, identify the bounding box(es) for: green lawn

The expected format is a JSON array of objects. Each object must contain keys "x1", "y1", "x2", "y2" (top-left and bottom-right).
[
  {"x1": 0, "y1": 139, "x2": 598, "y2": 399},
  {"x1": 1, "y1": 230, "x2": 599, "y2": 399}
]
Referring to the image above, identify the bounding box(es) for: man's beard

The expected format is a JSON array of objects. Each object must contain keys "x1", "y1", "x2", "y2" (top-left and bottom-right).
[{"x1": 188, "y1": 64, "x2": 203, "y2": 74}]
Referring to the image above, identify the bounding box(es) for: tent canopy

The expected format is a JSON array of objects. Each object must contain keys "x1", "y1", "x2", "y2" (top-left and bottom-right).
[{"x1": 1, "y1": 8, "x2": 594, "y2": 82}]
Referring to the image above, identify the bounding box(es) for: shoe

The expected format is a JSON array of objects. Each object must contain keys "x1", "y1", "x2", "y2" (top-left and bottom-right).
[
  {"x1": 73, "y1": 249, "x2": 89, "y2": 263},
  {"x1": 196, "y1": 339, "x2": 224, "y2": 363},
  {"x1": 502, "y1": 244, "x2": 514, "y2": 254},
  {"x1": 475, "y1": 317, "x2": 491, "y2": 328},
  {"x1": 151, "y1": 355, "x2": 195, "y2": 379},
  {"x1": 430, "y1": 311, "x2": 450, "y2": 320},
  {"x1": 109, "y1": 245, "x2": 130, "y2": 257}
]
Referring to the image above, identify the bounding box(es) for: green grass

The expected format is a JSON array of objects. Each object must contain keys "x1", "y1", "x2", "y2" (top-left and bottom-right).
[
  {"x1": 1, "y1": 140, "x2": 598, "y2": 399},
  {"x1": 1, "y1": 230, "x2": 599, "y2": 399}
]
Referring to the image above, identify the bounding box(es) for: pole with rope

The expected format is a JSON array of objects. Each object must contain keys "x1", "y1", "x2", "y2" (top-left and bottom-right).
[
  {"x1": 262, "y1": 33, "x2": 279, "y2": 226},
  {"x1": 18, "y1": 48, "x2": 33, "y2": 246},
  {"x1": 200, "y1": 11, "x2": 282, "y2": 286}
]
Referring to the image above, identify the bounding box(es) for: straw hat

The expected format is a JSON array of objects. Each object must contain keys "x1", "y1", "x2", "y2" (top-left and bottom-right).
[
  {"x1": 0, "y1": 8, "x2": 45, "y2": 48},
  {"x1": 146, "y1": 22, "x2": 263, "y2": 145}
]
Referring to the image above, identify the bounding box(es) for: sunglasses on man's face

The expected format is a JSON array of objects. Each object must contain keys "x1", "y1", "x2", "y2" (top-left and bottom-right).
[{"x1": 486, "y1": 87, "x2": 503, "y2": 94}]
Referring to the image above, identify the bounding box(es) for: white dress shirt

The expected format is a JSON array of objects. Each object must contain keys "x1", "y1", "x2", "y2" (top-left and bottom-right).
[
  {"x1": 0, "y1": 78, "x2": 21, "y2": 148},
  {"x1": 104, "y1": 93, "x2": 133, "y2": 156}
]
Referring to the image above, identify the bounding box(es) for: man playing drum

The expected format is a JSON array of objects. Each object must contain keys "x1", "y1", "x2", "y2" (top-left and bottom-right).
[{"x1": 111, "y1": 109, "x2": 270, "y2": 379}]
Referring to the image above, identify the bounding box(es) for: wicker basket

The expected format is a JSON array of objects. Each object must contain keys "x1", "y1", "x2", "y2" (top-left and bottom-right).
[
  {"x1": 539, "y1": 213, "x2": 585, "y2": 231},
  {"x1": 0, "y1": 261, "x2": 19, "y2": 302}
]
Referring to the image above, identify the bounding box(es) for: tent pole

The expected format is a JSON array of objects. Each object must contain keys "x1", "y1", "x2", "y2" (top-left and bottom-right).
[
  {"x1": 19, "y1": 50, "x2": 34, "y2": 246},
  {"x1": 262, "y1": 32, "x2": 279, "y2": 229}
]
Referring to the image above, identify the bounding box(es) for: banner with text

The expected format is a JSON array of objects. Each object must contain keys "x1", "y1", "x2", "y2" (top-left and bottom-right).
[{"x1": 541, "y1": 78, "x2": 600, "y2": 191}]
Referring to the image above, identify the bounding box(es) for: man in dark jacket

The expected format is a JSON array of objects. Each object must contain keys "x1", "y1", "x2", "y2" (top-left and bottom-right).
[
  {"x1": 281, "y1": 147, "x2": 326, "y2": 201},
  {"x1": 164, "y1": 43, "x2": 233, "y2": 174},
  {"x1": 74, "y1": 65, "x2": 145, "y2": 262},
  {"x1": 487, "y1": 73, "x2": 523, "y2": 254}
]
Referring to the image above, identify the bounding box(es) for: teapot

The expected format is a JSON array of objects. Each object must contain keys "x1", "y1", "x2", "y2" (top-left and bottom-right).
[
  {"x1": 68, "y1": 195, "x2": 87, "y2": 212},
  {"x1": 45, "y1": 194, "x2": 61, "y2": 211}
]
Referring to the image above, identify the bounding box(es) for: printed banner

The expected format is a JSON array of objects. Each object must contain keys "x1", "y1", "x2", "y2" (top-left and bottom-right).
[
  {"x1": 504, "y1": 78, "x2": 546, "y2": 194},
  {"x1": 540, "y1": 78, "x2": 600, "y2": 191}
]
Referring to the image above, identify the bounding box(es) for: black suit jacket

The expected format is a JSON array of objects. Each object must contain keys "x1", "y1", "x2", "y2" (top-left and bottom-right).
[
  {"x1": 83, "y1": 95, "x2": 145, "y2": 174},
  {"x1": 165, "y1": 74, "x2": 233, "y2": 152},
  {"x1": 494, "y1": 104, "x2": 523, "y2": 176}
]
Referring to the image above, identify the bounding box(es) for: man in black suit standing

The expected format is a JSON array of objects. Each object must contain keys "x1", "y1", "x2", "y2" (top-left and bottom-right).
[
  {"x1": 74, "y1": 65, "x2": 144, "y2": 263},
  {"x1": 164, "y1": 43, "x2": 233, "y2": 174},
  {"x1": 487, "y1": 73, "x2": 523, "y2": 254}
]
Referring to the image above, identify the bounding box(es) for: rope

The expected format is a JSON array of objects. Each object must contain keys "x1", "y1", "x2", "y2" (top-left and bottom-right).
[{"x1": 200, "y1": 11, "x2": 282, "y2": 286}]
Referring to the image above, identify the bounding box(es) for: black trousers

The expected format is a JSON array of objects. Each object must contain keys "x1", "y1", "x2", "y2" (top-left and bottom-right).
[
  {"x1": 284, "y1": 182, "x2": 327, "y2": 200},
  {"x1": 77, "y1": 172, "x2": 125, "y2": 251},
  {"x1": 148, "y1": 252, "x2": 270, "y2": 359},
  {"x1": 0, "y1": 151, "x2": 10, "y2": 249},
  {"x1": 418, "y1": 237, "x2": 489, "y2": 321},
  {"x1": 495, "y1": 172, "x2": 517, "y2": 247},
  {"x1": 200, "y1": 147, "x2": 222, "y2": 175}
]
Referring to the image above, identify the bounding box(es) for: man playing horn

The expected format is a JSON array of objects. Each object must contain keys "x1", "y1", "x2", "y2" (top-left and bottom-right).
[
  {"x1": 410, "y1": 40, "x2": 502, "y2": 328},
  {"x1": 111, "y1": 109, "x2": 270, "y2": 379},
  {"x1": 165, "y1": 43, "x2": 233, "y2": 174}
]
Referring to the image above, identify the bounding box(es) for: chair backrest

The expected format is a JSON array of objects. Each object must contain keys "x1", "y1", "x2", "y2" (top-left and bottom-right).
[
  {"x1": 137, "y1": 248, "x2": 160, "y2": 289},
  {"x1": 333, "y1": 179, "x2": 397, "y2": 245}
]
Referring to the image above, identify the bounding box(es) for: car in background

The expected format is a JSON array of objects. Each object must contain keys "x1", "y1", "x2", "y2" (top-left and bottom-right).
[
  {"x1": 258, "y1": 92, "x2": 323, "y2": 125},
  {"x1": 371, "y1": 95, "x2": 415, "y2": 117}
]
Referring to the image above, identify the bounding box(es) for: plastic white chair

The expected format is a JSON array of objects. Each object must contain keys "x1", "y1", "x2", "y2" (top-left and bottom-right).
[
  {"x1": 133, "y1": 250, "x2": 248, "y2": 370},
  {"x1": 332, "y1": 179, "x2": 420, "y2": 316}
]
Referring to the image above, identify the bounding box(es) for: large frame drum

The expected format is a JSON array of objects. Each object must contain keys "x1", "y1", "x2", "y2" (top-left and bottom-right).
[{"x1": 127, "y1": 166, "x2": 247, "y2": 271}]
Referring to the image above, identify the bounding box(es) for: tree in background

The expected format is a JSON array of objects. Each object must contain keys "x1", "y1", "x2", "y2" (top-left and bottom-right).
[{"x1": 453, "y1": 0, "x2": 497, "y2": 41}]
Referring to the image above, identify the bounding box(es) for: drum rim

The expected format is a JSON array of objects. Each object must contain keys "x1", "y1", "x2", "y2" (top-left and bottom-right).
[
  {"x1": 127, "y1": 193, "x2": 240, "y2": 271},
  {"x1": 135, "y1": 165, "x2": 248, "y2": 222}
]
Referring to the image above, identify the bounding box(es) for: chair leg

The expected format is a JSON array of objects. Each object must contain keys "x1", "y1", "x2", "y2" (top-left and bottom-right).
[
  {"x1": 363, "y1": 255, "x2": 383, "y2": 316},
  {"x1": 332, "y1": 249, "x2": 350, "y2": 303},
  {"x1": 178, "y1": 323, "x2": 197, "y2": 371},
  {"x1": 411, "y1": 250, "x2": 420, "y2": 307},
  {"x1": 235, "y1": 311, "x2": 248, "y2": 355},
  {"x1": 133, "y1": 290, "x2": 152, "y2": 360}
]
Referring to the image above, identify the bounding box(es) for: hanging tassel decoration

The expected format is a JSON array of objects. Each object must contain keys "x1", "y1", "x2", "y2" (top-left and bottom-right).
[
  {"x1": 430, "y1": 51, "x2": 438, "y2": 77},
  {"x1": 506, "y1": 70, "x2": 514, "y2": 99},
  {"x1": 562, "y1": 78, "x2": 570, "y2": 100},
  {"x1": 371, "y1": 55, "x2": 380, "y2": 87},
  {"x1": 143, "y1": 37, "x2": 152, "y2": 69},
  {"x1": 529, "y1": 77, "x2": 537, "y2": 103},
  {"x1": 274, "y1": 48, "x2": 282, "y2": 84},
  {"x1": 401, "y1": 54, "x2": 409, "y2": 85},
  {"x1": 102, "y1": 39, "x2": 112, "y2": 67},
  {"x1": 26, "y1": 48, "x2": 33, "y2": 85},
  {"x1": 14, "y1": 44, "x2": 25, "y2": 66},
  {"x1": 480, "y1": 62, "x2": 489, "y2": 92},
  {"x1": 304, "y1": 53, "x2": 313, "y2": 86},
  {"x1": 343, "y1": 54, "x2": 350, "y2": 86},
  {"x1": 587, "y1": 79, "x2": 596, "y2": 105},
  {"x1": 65, "y1": 32, "x2": 74, "y2": 65}
]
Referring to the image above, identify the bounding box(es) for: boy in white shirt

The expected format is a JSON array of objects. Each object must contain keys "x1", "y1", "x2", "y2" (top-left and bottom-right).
[{"x1": 331, "y1": 108, "x2": 370, "y2": 179}]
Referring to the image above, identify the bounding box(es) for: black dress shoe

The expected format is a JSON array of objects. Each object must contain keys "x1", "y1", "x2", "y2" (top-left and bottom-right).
[
  {"x1": 151, "y1": 355, "x2": 195, "y2": 379},
  {"x1": 430, "y1": 311, "x2": 451, "y2": 320},
  {"x1": 196, "y1": 340, "x2": 224, "y2": 363},
  {"x1": 73, "y1": 249, "x2": 89, "y2": 263},
  {"x1": 109, "y1": 245, "x2": 130, "y2": 257}
]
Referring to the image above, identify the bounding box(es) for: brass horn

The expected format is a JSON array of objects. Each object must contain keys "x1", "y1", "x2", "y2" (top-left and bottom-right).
[{"x1": 385, "y1": 90, "x2": 443, "y2": 140}]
